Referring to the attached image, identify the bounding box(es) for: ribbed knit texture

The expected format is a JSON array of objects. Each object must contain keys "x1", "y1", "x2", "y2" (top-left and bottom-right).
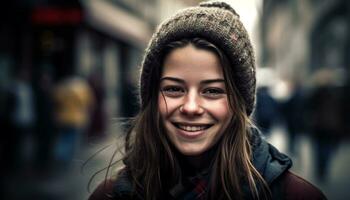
[{"x1": 139, "y1": 0, "x2": 256, "y2": 115}]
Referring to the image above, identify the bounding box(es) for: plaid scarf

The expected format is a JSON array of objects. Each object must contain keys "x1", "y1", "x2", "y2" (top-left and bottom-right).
[{"x1": 169, "y1": 170, "x2": 210, "y2": 200}]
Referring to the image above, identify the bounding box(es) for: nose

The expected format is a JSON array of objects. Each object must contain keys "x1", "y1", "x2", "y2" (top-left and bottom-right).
[{"x1": 179, "y1": 90, "x2": 204, "y2": 116}]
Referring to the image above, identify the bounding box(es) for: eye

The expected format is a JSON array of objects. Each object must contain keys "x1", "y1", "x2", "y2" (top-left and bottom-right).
[
  {"x1": 202, "y1": 88, "x2": 226, "y2": 98},
  {"x1": 161, "y1": 85, "x2": 185, "y2": 97}
]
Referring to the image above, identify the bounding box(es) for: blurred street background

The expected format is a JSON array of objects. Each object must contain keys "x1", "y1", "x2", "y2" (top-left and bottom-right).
[{"x1": 1, "y1": 0, "x2": 350, "y2": 199}]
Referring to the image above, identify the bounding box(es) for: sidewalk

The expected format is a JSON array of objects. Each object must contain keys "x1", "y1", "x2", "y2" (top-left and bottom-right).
[{"x1": 5, "y1": 133, "x2": 124, "y2": 200}]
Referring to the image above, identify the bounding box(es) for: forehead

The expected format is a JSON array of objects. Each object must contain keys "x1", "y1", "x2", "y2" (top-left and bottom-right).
[{"x1": 161, "y1": 44, "x2": 224, "y2": 80}]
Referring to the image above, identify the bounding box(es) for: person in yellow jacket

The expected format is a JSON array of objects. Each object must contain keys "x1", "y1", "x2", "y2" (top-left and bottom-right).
[{"x1": 53, "y1": 76, "x2": 94, "y2": 167}]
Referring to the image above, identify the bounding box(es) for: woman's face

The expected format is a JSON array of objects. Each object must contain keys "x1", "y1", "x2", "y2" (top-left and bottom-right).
[{"x1": 158, "y1": 44, "x2": 233, "y2": 156}]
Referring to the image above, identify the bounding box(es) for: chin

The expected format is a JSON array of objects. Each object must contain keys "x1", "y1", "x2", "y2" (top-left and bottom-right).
[{"x1": 176, "y1": 144, "x2": 209, "y2": 156}]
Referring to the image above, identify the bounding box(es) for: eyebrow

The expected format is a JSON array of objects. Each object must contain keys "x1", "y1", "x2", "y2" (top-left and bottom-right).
[
  {"x1": 160, "y1": 77, "x2": 225, "y2": 84},
  {"x1": 160, "y1": 77, "x2": 185, "y2": 84}
]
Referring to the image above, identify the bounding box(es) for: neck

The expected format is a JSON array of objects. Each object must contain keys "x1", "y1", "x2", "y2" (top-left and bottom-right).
[
  {"x1": 185, "y1": 151, "x2": 214, "y2": 170},
  {"x1": 177, "y1": 145, "x2": 219, "y2": 174}
]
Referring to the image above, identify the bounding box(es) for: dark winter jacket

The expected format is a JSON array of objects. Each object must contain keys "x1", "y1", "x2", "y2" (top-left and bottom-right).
[{"x1": 88, "y1": 130, "x2": 327, "y2": 200}]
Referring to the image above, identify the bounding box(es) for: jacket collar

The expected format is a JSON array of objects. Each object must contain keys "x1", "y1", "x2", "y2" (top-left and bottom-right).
[{"x1": 250, "y1": 128, "x2": 293, "y2": 184}]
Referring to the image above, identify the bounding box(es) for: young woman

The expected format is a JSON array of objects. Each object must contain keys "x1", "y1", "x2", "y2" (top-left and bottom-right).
[{"x1": 89, "y1": 1, "x2": 326, "y2": 199}]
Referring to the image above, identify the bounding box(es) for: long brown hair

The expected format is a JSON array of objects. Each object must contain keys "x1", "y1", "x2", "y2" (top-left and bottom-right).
[{"x1": 122, "y1": 38, "x2": 270, "y2": 200}]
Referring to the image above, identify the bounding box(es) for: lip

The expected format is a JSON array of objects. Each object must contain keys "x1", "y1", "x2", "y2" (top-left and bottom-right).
[{"x1": 171, "y1": 122, "x2": 213, "y2": 139}]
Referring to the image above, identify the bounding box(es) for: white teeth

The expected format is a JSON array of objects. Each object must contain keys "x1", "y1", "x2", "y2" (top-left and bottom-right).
[{"x1": 178, "y1": 125, "x2": 207, "y2": 132}]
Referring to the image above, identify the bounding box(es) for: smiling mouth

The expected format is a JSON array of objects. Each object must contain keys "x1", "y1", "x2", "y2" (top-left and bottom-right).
[{"x1": 172, "y1": 122, "x2": 213, "y2": 132}]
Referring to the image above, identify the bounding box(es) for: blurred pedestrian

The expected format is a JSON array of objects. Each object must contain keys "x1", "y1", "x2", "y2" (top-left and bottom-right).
[
  {"x1": 8, "y1": 67, "x2": 36, "y2": 172},
  {"x1": 280, "y1": 82, "x2": 306, "y2": 156},
  {"x1": 89, "y1": 1, "x2": 326, "y2": 199},
  {"x1": 53, "y1": 76, "x2": 93, "y2": 168},
  {"x1": 254, "y1": 86, "x2": 279, "y2": 136},
  {"x1": 307, "y1": 68, "x2": 343, "y2": 182}
]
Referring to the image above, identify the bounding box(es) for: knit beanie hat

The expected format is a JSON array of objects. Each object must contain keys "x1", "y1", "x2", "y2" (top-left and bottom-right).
[{"x1": 139, "y1": 0, "x2": 256, "y2": 116}]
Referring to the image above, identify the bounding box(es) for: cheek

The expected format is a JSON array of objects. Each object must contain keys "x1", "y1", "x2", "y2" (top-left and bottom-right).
[
  {"x1": 207, "y1": 99, "x2": 232, "y2": 121},
  {"x1": 158, "y1": 94, "x2": 180, "y2": 118}
]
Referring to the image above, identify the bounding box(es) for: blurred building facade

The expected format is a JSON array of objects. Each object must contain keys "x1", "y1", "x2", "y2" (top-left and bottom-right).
[
  {"x1": 0, "y1": 0, "x2": 200, "y2": 130},
  {"x1": 260, "y1": 0, "x2": 349, "y2": 85},
  {"x1": 259, "y1": 0, "x2": 350, "y2": 133}
]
